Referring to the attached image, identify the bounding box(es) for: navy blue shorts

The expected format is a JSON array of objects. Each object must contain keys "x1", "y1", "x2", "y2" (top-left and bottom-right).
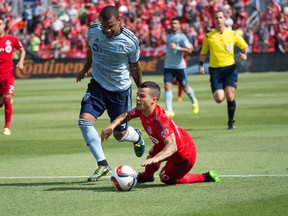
[
  {"x1": 164, "y1": 68, "x2": 188, "y2": 87},
  {"x1": 209, "y1": 64, "x2": 238, "y2": 93},
  {"x1": 80, "y1": 79, "x2": 131, "y2": 132}
]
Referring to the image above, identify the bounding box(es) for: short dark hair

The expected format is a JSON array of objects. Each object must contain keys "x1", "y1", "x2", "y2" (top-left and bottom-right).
[
  {"x1": 215, "y1": 9, "x2": 227, "y2": 18},
  {"x1": 140, "y1": 81, "x2": 161, "y2": 100},
  {"x1": 171, "y1": 17, "x2": 181, "y2": 23},
  {"x1": 100, "y1": 5, "x2": 119, "y2": 20}
]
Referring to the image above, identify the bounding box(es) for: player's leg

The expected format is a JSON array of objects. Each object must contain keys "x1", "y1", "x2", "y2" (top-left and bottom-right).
[
  {"x1": 224, "y1": 64, "x2": 238, "y2": 129},
  {"x1": 164, "y1": 69, "x2": 175, "y2": 118},
  {"x1": 173, "y1": 79, "x2": 183, "y2": 102},
  {"x1": 159, "y1": 155, "x2": 219, "y2": 184},
  {"x1": 2, "y1": 74, "x2": 14, "y2": 135},
  {"x1": 177, "y1": 69, "x2": 199, "y2": 113},
  {"x1": 137, "y1": 155, "x2": 160, "y2": 183},
  {"x1": 78, "y1": 80, "x2": 111, "y2": 181},
  {"x1": 107, "y1": 86, "x2": 145, "y2": 157},
  {"x1": 209, "y1": 67, "x2": 225, "y2": 103}
]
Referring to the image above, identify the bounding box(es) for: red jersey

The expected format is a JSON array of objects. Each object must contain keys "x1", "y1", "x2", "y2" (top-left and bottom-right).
[
  {"x1": 129, "y1": 104, "x2": 195, "y2": 160},
  {"x1": 0, "y1": 34, "x2": 23, "y2": 76}
]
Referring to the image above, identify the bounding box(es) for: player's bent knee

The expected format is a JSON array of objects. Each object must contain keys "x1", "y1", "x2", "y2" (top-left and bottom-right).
[{"x1": 159, "y1": 172, "x2": 176, "y2": 185}]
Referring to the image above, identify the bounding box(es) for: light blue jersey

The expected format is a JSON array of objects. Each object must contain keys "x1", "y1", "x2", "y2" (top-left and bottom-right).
[
  {"x1": 88, "y1": 23, "x2": 140, "y2": 91},
  {"x1": 164, "y1": 32, "x2": 192, "y2": 69}
]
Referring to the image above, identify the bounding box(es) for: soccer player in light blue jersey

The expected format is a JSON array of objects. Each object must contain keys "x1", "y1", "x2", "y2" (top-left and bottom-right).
[
  {"x1": 163, "y1": 17, "x2": 199, "y2": 118},
  {"x1": 76, "y1": 5, "x2": 145, "y2": 182}
]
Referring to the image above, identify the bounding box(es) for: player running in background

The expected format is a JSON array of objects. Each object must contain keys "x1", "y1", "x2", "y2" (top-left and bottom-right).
[
  {"x1": 162, "y1": 17, "x2": 199, "y2": 118},
  {"x1": 101, "y1": 81, "x2": 219, "y2": 185},
  {"x1": 0, "y1": 18, "x2": 26, "y2": 135},
  {"x1": 76, "y1": 6, "x2": 145, "y2": 182},
  {"x1": 198, "y1": 10, "x2": 248, "y2": 130}
]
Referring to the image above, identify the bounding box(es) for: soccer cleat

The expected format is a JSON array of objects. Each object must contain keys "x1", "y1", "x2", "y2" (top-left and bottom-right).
[
  {"x1": 166, "y1": 111, "x2": 175, "y2": 119},
  {"x1": 192, "y1": 98, "x2": 199, "y2": 114},
  {"x1": 3, "y1": 127, "x2": 11, "y2": 136},
  {"x1": 133, "y1": 129, "x2": 145, "y2": 157},
  {"x1": 203, "y1": 171, "x2": 220, "y2": 183},
  {"x1": 87, "y1": 165, "x2": 112, "y2": 182},
  {"x1": 137, "y1": 172, "x2": 155, "y2": 183},
  {"x1": 228, "y1": 120, "x2": 236, "y2": 130}
]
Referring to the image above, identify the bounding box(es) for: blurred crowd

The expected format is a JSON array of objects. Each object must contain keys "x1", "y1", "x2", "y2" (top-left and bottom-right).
[{"x1": 1, "y1": 0, "x2": 288, "y2": 59}]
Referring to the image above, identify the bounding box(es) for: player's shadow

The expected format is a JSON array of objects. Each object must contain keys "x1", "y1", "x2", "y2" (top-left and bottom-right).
[
  {"x1": 46, "y1": 183, "x2": 167, "y2": 192},
  {"x1": 0, "y1": 181, "x2": 168, "y2": 193}
]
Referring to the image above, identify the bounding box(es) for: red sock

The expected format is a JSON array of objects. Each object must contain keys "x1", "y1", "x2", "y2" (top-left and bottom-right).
[
  {"x1": 142, "y1": 163, "x2": 161, "y2": 179},
  {"x1": 4, "y1": 97, "x2": 12, "y2": 128},
  {"x1": 176, "y1": 173, "x2": 205, "y2": 184}
]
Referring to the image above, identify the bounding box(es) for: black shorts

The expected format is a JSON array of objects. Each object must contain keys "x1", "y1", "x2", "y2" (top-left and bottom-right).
[{"x1": 209, "y1": 64, "x2": 238, "y2": 93}]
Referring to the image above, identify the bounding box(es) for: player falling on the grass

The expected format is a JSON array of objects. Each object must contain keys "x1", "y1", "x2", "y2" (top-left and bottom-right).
[
  {"x1": 162, "y1": 17, "x2": 199, "y2": 118},
  {"x1": 101, "y1": 81, "x2": 219, "y2": 185},
  {"x1": 0, "y1": 18, "x2": 26, "y2": 136},
  {"x1": 76, "y1": 5, "x2": 145, "y2": 182},
  {"x1": 198, "y1": 10, "x2": 248, "y2": 129}
]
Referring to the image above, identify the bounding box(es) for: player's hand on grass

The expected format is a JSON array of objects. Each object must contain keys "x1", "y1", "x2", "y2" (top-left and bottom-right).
[
  {"x1": 141, "y1": 156, "x2": 159, "y2": 167},
  {"x1": 101, "y1": 127, "x2": 114, "y2": 142}
]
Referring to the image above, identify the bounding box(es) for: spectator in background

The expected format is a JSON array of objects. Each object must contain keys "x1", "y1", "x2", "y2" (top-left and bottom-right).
[
  {"x1": 244, "y1": 26, "x2": 254, "y2": 53},
  {"x1": 23, "y1": 3, "x2": 34, "y2": 34},
  {"x1": 258, "y1": 22, "x2": 269, "y2": 52},
  {"x1": 78, "y1": 3, "x2": 87, "y2": 26},
  {"x1": 29, "y1": 33, "x2": 41, "y2": 58},
  {"x1": 51, "y1": 16, "x2": 64, "y2": 40}
]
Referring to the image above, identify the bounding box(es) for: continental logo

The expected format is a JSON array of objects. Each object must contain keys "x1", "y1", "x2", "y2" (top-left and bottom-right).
[
  {"x1": 15, "y1": 58, "x2": 162, "y2": 79},
  {"x1": 15, "y1": 59, "x2": 85, "y2": 79}
]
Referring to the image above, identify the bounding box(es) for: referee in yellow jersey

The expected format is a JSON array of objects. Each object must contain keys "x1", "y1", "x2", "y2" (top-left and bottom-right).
[{"x1": 198, "y1": 10, "x2": 248, "y2": 130}]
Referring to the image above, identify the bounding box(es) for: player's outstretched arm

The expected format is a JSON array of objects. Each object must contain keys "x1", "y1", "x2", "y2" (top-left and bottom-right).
[
  {"x1": 101, "y1": 112, "x2": 131, "y2": 142},
  {"x1": 16, "y1": 47, "x2": 26, "y2": 70},
  {"x1": 76, "y1": 48, "x2": 92, "y2": 82},
  {"x1": 130, "y1": 61, "x2": 142, "y2": 87},
  {"x1": 141, "y1": 133, "x2": 178, "y2": 166}
]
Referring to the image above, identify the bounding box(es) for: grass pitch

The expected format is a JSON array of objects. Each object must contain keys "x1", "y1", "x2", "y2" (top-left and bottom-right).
[{"x1": 1, "y1": 72, "x2": 288, "y2": 216}]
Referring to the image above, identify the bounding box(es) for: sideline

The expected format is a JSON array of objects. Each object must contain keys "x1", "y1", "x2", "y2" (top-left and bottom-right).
[{"x1": 0, "y1": 174, "x2": 288, "y2": 179}]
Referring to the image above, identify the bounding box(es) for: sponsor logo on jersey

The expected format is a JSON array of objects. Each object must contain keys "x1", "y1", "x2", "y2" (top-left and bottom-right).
[{"x1": 149, "y1": 135, "x2": 159, "y2": 144}]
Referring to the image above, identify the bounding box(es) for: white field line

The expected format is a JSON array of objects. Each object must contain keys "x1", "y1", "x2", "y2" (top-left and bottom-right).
[{"x1": 0, "y1": 174, "x2": 288, "y2": 180}]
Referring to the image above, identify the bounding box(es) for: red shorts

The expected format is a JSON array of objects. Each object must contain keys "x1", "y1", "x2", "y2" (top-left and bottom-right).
[
  {"x1": 0, "y1": 73, "x2": 15, "y2": 96},
  {"x1": 159, "y1": 143, "x2": 197, "y2": 184}
]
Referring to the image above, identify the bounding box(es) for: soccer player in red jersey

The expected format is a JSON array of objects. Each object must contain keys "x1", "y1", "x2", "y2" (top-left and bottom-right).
[
  {"x1": 101, "y1": 81, "x2": 219, "y2": 184},
  {"x1": 0, "y1": 18, "x2": 26, "y2": 135}
]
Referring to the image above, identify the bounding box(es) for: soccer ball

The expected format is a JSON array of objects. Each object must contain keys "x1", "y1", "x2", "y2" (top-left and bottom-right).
[{"x1": 111, "y1": 165, "x2": 137, "y2": 191}]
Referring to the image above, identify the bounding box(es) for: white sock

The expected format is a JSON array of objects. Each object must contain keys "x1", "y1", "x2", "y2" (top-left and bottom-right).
[
  {"x1": 165, "y1": 89, "x2": 173, "y2": 112},
  {"x1": 185, "y1": 86, "x2": 197, "y2": 104},
  {"x1": 78, "y1": 118, "x2": 105, "y2": 162},
  {"x1": 118, "y1": 126, "x2": 139, "y2": 143}
]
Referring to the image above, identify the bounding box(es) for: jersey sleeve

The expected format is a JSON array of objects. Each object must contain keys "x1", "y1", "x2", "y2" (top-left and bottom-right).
[
  {"x1": 13, "y1": 36, "x2": 23, "y2": 50},
  {"x1": 200, "y1": 35, "x2": 209, "y2": 55},
  {"x1": 234, "y1": 32, "x2": 248, "y2": 50},
  {"x1": 128, "y1": 37, "x2": 140, "y2": 64},
  {"x1": 128, "y1": 108, "x2": 140, "y2": 119},
  {"x1": 181, "y1": 34, "x2": 192, "y2": 49}
]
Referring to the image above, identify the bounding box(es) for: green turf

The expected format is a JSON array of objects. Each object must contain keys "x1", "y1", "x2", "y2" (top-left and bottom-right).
[{"x1": 1, "y1": 73, "x2": 288, "y2": 216}]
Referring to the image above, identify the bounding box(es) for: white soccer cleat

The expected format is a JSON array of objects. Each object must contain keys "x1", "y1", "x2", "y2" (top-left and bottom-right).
[{"x1": 3, "y1": 127, "x2": 11, "y2": 135}]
